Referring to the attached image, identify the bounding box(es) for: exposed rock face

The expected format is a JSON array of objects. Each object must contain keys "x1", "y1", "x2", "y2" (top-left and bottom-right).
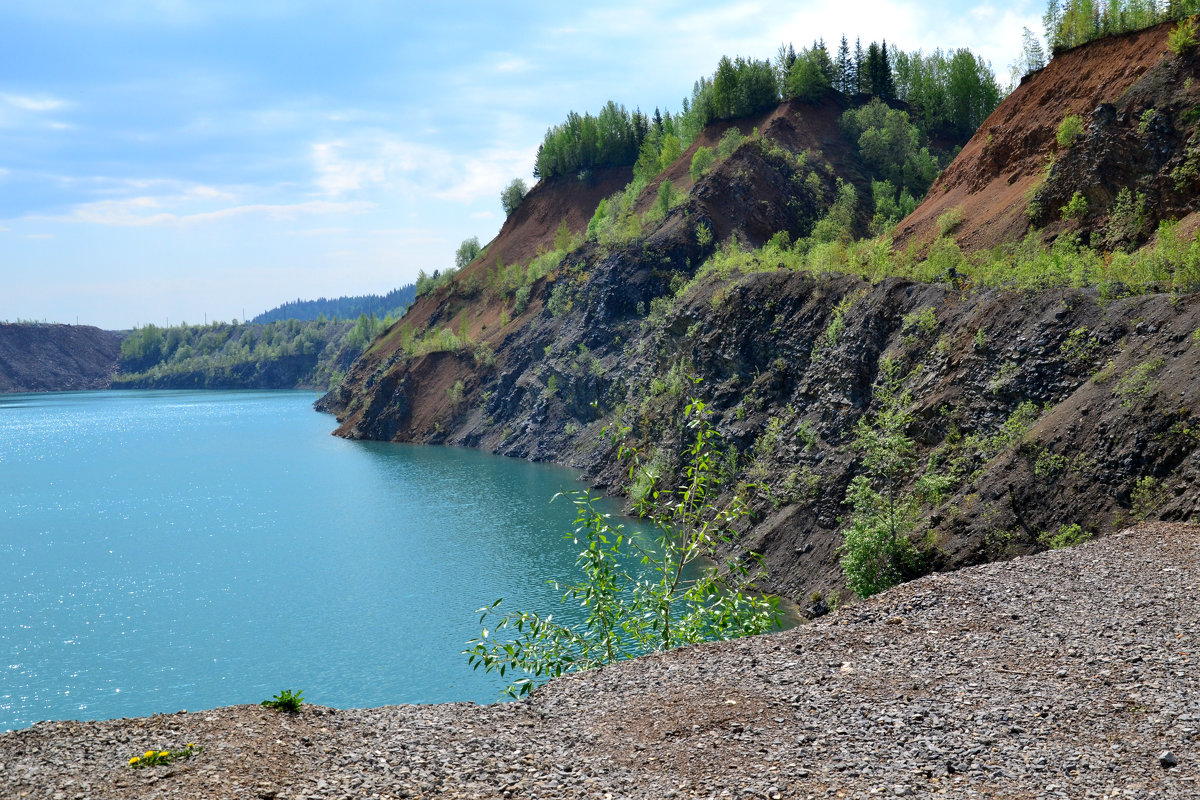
[
  {"x1": 324, "y1": 256, "x2": 1200, "y2": 605},
  {"x1": 321, "y1": 31, "x2": 1200, "y2": 606},
  {"x1": 895, "y1": 21, "x2": 1200, "y2": 253},
  {"x1": 3, "y1": 523, "x2": 1196, "y2": 798},
  {"x1": 0, "y1": 323, "x2": 122, "y2": 393}
]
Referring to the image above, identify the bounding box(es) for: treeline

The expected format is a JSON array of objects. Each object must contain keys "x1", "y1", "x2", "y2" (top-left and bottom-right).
[
  {"x1": 533, "y1": 37, "x2": 1000, "y2": 181},
  {"x1": 251, "y1": 285, "x2": 415, "y2": 324},
  {"x1": 115, "y1": 313, "x2": 397, "y2": 390},
  {"x1": 1044, "y1": 0, "x2": 1199, "y2": 53}
]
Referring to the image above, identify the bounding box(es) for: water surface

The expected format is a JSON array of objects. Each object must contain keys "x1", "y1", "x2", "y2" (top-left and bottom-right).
[{"x1": 0, "y1": 390, "x2": 638, "y2": 730}]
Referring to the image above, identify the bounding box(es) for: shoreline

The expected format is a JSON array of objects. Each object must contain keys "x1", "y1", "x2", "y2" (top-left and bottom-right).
[{"x1": 4, "y1": 523, "x2": 1195, "y2": 799}]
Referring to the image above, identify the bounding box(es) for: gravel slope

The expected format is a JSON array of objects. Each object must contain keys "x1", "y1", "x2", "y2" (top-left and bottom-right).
[{"x1": 3, "y1": 523, "x2": 1196, "y2": 799}]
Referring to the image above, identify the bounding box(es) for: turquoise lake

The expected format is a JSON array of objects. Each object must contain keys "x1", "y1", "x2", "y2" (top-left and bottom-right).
[{"x1": 0, "y1": 390, "x2": 641, "y2": 731}]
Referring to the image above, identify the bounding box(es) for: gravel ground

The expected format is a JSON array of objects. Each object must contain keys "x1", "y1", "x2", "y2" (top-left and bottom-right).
[{"x1": 2, "y1": 523, "x2": 1196, "y2": 799}]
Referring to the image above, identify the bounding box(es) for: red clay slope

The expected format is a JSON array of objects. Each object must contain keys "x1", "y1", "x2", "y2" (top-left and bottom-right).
[{"x1": 894, "y1": 21, "x2": 1177, "y2": 253}]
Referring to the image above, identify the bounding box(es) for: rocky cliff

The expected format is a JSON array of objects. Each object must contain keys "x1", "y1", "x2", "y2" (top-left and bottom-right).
[
  {"x1": 320, "y1": 30, "x2": 1200, "y2": 606},
  {"x1": 896, "y1": 19, "x2": 1200, "y2": 253}
]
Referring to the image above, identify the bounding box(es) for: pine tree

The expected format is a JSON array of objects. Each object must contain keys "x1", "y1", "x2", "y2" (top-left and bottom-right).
[
  {"x1": 879, "y1": 40, "x2": 897, "y2": 99},
  {"x1": 812, "y1": 38, "x2": 835, "y2": 84},
  {"x1": 854, "y1": 37, "x2": 866, "y2": 95},
  {"x1": 835, "y1": 35, "x2": 852, "y2": 94}
]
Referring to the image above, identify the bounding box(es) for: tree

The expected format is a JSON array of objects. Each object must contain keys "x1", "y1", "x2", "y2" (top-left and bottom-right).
[
  {"x1": 842, "y1": 99, "x2": 940, "y2": 197},
  {"x1": 787, "y1": 47, "x2": 832, "y2": 101},
  {"x1": 945, "y1": 49, "x2": 1000, "y2": 136},
  {"x1": 500, "y1": 178, "x2": 529, "y2": 217},
  {"x1": 835, "y1": 35, "x2": 853, "y2": 94},
  {"x1": 690, "y1": 146, "x2": 716, "y2": 182},
  {"x1": 854, "y1": 37, "x2": 866, "y2": 94},
  {"x1": 455, "y1": 237, "x2": 481, "y2": 270},
  {"x1": 841, "y1": 359, "x2": 950, "y2": 597},
  {"x1": 1012, "y1": 26, "x2": 1047, "y2": 81},
  {"x1": 465, "y1": 399, "x2": 783, "y2": 697}
]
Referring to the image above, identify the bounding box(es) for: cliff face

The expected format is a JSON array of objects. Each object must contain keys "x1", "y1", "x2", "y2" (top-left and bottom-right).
[
  {"x1": 322, "y1": 34, "x2": 1200, "y2": 605},
  {"x1": 895, "y1": 20, "x2": 1200, "y2": 253},
  {"x1": 0, "y1": 324, "x2": 122, "y2": 393}
]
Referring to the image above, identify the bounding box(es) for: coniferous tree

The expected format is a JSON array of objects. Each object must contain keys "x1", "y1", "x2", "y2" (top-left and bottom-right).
[
  {"x1": 811, "y1": 38, "x2": 835, "y2": 85},
  {"x1": 865, "y1": 42, "x2": 883, "y2": 96},
  {"x1": 854, "y1": 37, "x2": 867, "y2": 94},
  {"x1": 632, "y1": 109, "x2": 648, "y2": 151},
  {"x1": 835, "y1": 35, "x2": 852, "y2": 94},
  {"x1": 879, "y1": 40, "x2": 897, "y2": 99},
  {"x1": 1015, "y1": 26, "x2": 1047, "y2": 76}
]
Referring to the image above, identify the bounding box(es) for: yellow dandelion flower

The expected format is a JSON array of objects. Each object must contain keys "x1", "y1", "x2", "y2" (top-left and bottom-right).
[
  {"x1": 158, "y1": 751, "x2": 169, "y2": 757},
  {"x1": 144, "y1": 750, "x2": 156, "y2": 758},
  {"x1": 129, "y1": 756, "x2": 140, "y2": 765},
  {"x1": 187, "y1": 742, "x2": 196, "y2": 748}
]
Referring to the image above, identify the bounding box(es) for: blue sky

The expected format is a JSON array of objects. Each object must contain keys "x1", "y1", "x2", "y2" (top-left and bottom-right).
[{"x1": 0, "y1": 1, "x2": 1041, "y2": 329}]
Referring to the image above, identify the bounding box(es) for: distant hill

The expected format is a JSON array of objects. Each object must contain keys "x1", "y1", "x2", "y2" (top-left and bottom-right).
[
  {"x1": 252, "y1": 285, "x2": 416, "y2": 324},
  {"x1": 0, "y1": 323, "x2": 122, "y2": 393}
]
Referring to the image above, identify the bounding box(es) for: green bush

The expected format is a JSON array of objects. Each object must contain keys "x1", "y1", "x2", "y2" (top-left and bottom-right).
[
  {"x1": 455, "y1": 237, "x2": 482, "y2": 270},
  {"x1": 841, "y1": 360, "x2": 951, "y2": 597},
  {"x1": 1169, "y1": 17, "x2": 1198, "y2": 56},
  {"x1": 501, "y1": 178, "x2": 529, "y2": 217},
  {"x1": 1115, "y1": 357, "x2": 1165, "y2": 407},
  {"x1": 261, "y1": 688, "x2": 304, "y2": 713},
  {"x1": 465, "y1": 400, "x2": 782, "y2": 697},
  {"x1": 1137, "y1": 109, "x2": 1157, "y2": 136},
  {"x1": 513, "y1": 285, "x2": 531, "y2": 315},
  {"x1": 717, "y1": 126, "x2": 747, "y2": 160},
  {"x1": 689, "y1": 146, "x2": 716, "y2": 182},
  {"x1": 936, "y1": 206, "x2": 964, "y2": 236},
  {"x1": 1060, "y1": 191, "x2": 1088, "y2": 221},
  {"x1": 1039, "y1": 523, "x2": 1092, "y2": 549},
  {"x1": 1106, "y1": 187, "x2": 1149, "y2": 249},
  {"x1": 547, "y1": 282, "x2": 571, "y2": 317},
  {"x1": 1056, "y1": 114, "x2": 1083, "y2": 149}
]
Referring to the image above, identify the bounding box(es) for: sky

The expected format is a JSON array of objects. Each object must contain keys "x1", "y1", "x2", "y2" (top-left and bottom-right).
[{"x1": 0, "y1": 0, "x2": 1043, "y2": 330}]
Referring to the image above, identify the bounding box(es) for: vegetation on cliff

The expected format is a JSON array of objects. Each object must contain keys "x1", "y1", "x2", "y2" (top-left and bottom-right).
[
  {"x1": 1043, "y1": 0, "x2": 1199, "y2": 54},
  {"x1": 466, "y1": 400, "x2": 781, "y2": 696},
  {"x1": 531, "y1": 35, "x2": 1000, "y2": 186},
  {"x1": 323, "y1": 20, "x2": 1200, "y2": 607}
]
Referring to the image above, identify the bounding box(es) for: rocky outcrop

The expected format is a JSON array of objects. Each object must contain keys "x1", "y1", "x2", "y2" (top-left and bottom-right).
[
  {"x1": 895, "y1": 20, "x2": 1200, "y2": 253},
  {"x1": 0, "y1": 323, "x2": 122, "y2": 393},
  {"x1": 321, "y1": 31, "x2": 1200, "y2": 606},
  {"x1": 2, "y1": 523, "x2": 1196, "y2": 797},
  {"x1": 326, "y1": 254, "x2": 1200, "y2": 606}
]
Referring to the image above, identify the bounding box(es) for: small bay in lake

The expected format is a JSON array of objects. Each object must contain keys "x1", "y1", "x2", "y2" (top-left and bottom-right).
[{"x1": 0, "y1": 390, "x2": 641, "y2": 731}]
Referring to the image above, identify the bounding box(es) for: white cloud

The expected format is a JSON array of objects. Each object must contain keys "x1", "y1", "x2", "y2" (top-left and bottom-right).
[
  {"x1": 310, "y1": 133, "x2": 535, "y2": 207},
  {"x1": 492, "y1": 56, "x2": 532, "y2": 74},
  {"x1": 43, "y1": 193, "x2": 372, "y2": 228},
  {"x1": 0, "y1": 91, "x2": 70, "y2": 131},
  {"x1": 0, "y1": 93, "x2": 66, "y2": 112}
]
